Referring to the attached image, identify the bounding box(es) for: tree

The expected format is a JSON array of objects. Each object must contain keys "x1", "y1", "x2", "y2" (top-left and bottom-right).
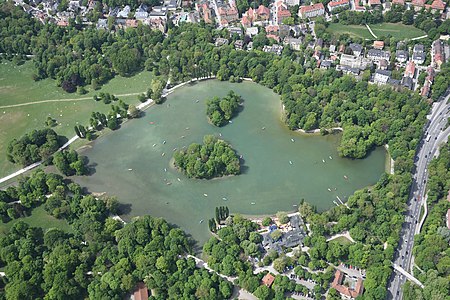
[
  {"x1": 276, "y1": 211, "x2": 289, "y2": 224},
  {"x1": 128, "y1": 105, "x2": 140, "y2": 119},
  {"x1": 150, "y1": 79, "x2": 165, "y2": 104},
  {"x1": 262, "y1": 217, "x2": 272, "y2": 226},
  {"x1": 253, "y1": 285, "x2": 272, "y2": 300}
]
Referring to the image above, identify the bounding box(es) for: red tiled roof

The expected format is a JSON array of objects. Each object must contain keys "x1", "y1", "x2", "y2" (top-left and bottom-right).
[
  {"x1": 262, "y1": 273, "x2": 275, "y2": 287},
  {"x1": 328, "y1": 0, "x2": 350, "y2": 7},
  {"x1": 257, "y1": 5, "x2": 270, "y2": 15},
  {"x1": 392, "y1": 0, "x2": 405, "y2": 4},
  {"x1": 369, "y1": 0, "x2": 381, "y2": 5},
  {"x1": 265, "y1": 25, "x2": 279, "y2": 33},
  {"x1": 331, "y1": 270, "x2": 364, "y2": 298},
  {"x1": 430, "y1": 0, "x2": 446, "y2": 10},
  {"x1": 266, "y1": 34, "x2": 280, "y2": 42},
  {"x1": 404, "y1": 61, "x2": 416, "y2": 77},
  {"x1": 299, "y1": 3, "x2": 324, "y2": 14},
  {"x1": 133, "y1": 282, "x2": 149, "y2": 300},
  {"x1": 373, "y1": 40, "x2": 384, "y2": 49},
  {"x1": 411, "y1": 0, "x2": 425, "y2": 6}
]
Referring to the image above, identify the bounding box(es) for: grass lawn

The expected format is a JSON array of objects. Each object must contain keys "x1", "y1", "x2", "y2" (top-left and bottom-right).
[
  {"x1": 327, "y1": 23, "x2": 426, "y2": 41},
  {"x1": 330, "y1": 236, "x2": 353, "y2": 245},
  {"x1": 369, "y1": 23, "x2": 426, "y2": 40},
  {"x1": 0, "y1": 61, "x2": 152, "y2": 178},
  {"x1": 0, "y1": 206, "x2": 72, "y2": 236},
  {"x1": 326, "y1": 23, "x2": 374, "y2": 40}
]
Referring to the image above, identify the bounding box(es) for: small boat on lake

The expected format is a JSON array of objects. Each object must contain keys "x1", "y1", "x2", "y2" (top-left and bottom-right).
[
  {"x1": 222, "y1": 197, "x2": 227, "y2": 201},
  {"x1": 162, "y1": 153, "x2": 165, "y2": 156},
  {"x1": 199, "y1": 219, "x2": 204, "y2": 224},
  {"x1": 163, "y1": 140, "x2": 166, "y2": 144},
  {"x1": 327, "y1": 188, "x2": 332, "y2": 192},
  {"x1": 203, "y1": 193, "x2": 208, "y2": 197},
  {"x1": 177, "y1": 178, "x2": 181, "y2": 182},
  {"x1": 289, "y1": 161, "x2": 293, "y2": 165},
  {"x1": 229, "y1": 120, "x2": 233, "y2": 124},
  {"x1": 128, "y1": 168, "x2": 133, "y2": 171},
  {"x1": 153, "y1": 144, "x2": 157, "y2": 147},
  {"x1": 195, "y1": 100, "x2": 199, "y2": 103},
  {"x1": 164, "y1": 168, "x2": 167, "y2": 172},
  {"x1": 291, "y1": 138, "x2": 295, "y2": 142},
  {"x1": 262, "y1": 127, "x2": 266, "y2": 130},
  {"x1": 166, "y1": 182, "x2": 172, "y2": 185},
  {"x1": 344, "y1": 175, "x2": 348, "y2": 179},
  {"x1": 251, "y1": 202, "x2": 255, "y2": 205},
  {"x1": 322, "y1": 159, "x2": 326, "y2": 163},
  {"x1": 185, "y1": 127, "x2": 189, "y2": 130},
  {"x1": 173, "y1": 148, "x2": 177, "y2": 151},
  {"x1": 329, "y1": 156, "x2": 332, "y2": 159}
]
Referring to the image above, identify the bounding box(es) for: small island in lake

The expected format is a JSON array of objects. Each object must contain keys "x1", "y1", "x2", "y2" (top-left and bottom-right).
[
  {"x1": 173, "y1": 135, "x2": 241, "y2": 179},
  {"x1": 206, "y1": 90, "x2": 242, "y2": 126}
]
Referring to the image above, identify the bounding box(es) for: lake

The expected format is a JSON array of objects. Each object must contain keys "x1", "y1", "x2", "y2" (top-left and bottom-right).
[{"x1": 76, "y1": 80, "x2": 386, "y2": 244}]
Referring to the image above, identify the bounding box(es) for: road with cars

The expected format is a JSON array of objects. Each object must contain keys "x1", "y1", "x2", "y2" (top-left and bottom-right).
[{"x1": 387, "y1": 90, "x2": 450, "y2": 299}]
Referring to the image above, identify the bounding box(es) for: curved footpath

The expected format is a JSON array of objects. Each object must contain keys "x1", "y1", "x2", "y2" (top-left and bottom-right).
[{"x1": 0, "y1": 76, "x2": 214, "y2": 185}]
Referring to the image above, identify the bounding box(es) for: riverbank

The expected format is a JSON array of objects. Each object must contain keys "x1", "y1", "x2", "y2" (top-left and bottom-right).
[{"x1": 384, "y1": 144, "x2": 395, "y2": 175}]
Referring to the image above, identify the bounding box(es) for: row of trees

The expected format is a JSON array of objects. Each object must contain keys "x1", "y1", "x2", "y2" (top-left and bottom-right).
[
  {"x1": 403, "y1": 142, "x2": 450, "y2": 299},
  {"x1": 52, "y1": 149, "x2": 88, "y2": 176},
  {"x1": 206, "y1": 90, "x2": 242, "y2": 126},
  {"x1": 173, "y1": 135, "x2": 241, "y2": 179},
  {"x1": 0, "y1": 172, "x2": 233, "y2": 299},
  {"x1": 6, "y1": 128, "x2": 64, "y2": 166}
]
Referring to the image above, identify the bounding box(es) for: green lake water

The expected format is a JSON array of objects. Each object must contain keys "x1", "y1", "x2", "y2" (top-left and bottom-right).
[{"x1": 76, "y1": 80, "x2": 386, "y2": 244}]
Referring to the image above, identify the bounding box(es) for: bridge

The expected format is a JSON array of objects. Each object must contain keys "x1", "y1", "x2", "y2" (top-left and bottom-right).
[{"x1": 392, "y1": 263, "x2": 424, "y2": 289}]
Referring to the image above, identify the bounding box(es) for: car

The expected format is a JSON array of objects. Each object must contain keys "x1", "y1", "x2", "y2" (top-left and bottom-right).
[
  {"x1": 406, "y1": 251, "x2": 408, "y2": 255},
  {"x1": 402, "y1": 255, "x2": 404, "y2": 259}
]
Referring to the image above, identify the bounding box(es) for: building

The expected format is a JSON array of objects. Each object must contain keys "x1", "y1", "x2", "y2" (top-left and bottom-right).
[
  {"x1": 215, "y1": 37, "x2": 229, "y2": 47},
  {"x1": 228, "y1": 26, "x2": 242, "y2": 36},
  {"x1": 392, "y1": 0, "x2": 405, "y2": 5},
  {"x1": 134, "y1": 4, "x2": 148, "y2": 20},
  {"x1": 413, "y1": 44, "x2": 426, "y2": 65},
  {"x1": 340, "y1": 54, "x2": 372, "y2": 69},
  {"x1": 446, "y1": 209, "x2": 450, "y2": 229},
  {"x1": 369, "y1": 0, "x2": 381, "y2": 5},
  {"x1": 349, "y1": 43, "x2": 363, "y2": 57},
  {"x1": 367, "y1": 49, "x2": 390, "y2": 61},
  {"x1": 401, "y1": 76, "x2": 414, "y2": 90},
  {"x1": 411, "y1": 0, "x2": 425, "y2": 10},
  {"x1": 262, "y1": 273, "x2": 275, "y2": 288},
  {"x1": 196, "y1": 2, "x2": 212, "y2": 23},
  {"x1": 284, "y1": 37, "x2": 303, "y2": 51},
  {"x1": 373, "y1": 69, "x2": 391, "y2": 85},
  {"x1": 396, "y1": 50, "x2": 408, "y2": 63},
  {"x1": 234, "y1": 40, "x2": 244, "y2": 50},
  {"x1": 378, "y1": 59, "x2": 388, "y2": 70},
  {"x1": 433, "y1": 39, "x2": 445, "y2": 68},
  {"x1": 246, "y1": 26, "x2": 258, "y2": 36},
  {"x1": 241, "y1": 4, "x2": 270, "y2": 26},
  {"x1": 218, "y1": 2, "x2": 239, "y2": 24},
  {"x1": 285, "y1": 0, "x2": 300, "y2": 6},
  {"x1": 117, "y1": 5, "x2": 130, "y2": 18},
  {"x1": 327, "y1": 0, "x2": 350, "y2": 11},
  {"x1": 320, "y1": 60, "x2": 332, "y2": 69},
  {"x1": 298, "y1": 3, "x2": 325, "y2": 18},
  {"x1": 271, "y1": 0, "x2": 292, "y2": 25},
  {"x1": 425, "y1": 0, "x2": 446, "y2": 13},
  {"x1": 133, "y1": 282, "x2": 149, "y2": 300},
  {"x1": 263, "y1": 44, "x2": 284, "y2": 55},
  {"x1": 404, "y1": 61, "x2": 416, "y2": 78},
  {"x1": 338, "y1": 65, "x2": 360, "y2": 76},
  {"x1": 373, "y1": 40, "x2": 384, "y2": 50},
  {"x1": 331, "y1": 270, "x2": 364, "y2": 299}
]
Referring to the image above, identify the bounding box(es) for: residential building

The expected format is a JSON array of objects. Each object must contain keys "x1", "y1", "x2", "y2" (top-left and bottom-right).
[
  {"x1": 378, "y1": 59, "x2": 388, "y2": 70},
  {"x1": 228, "y1": 26, "x2": 242, "y2": 36},
  {"x1": 241, "y1": 4, "x2": 270, "y2": 26},
  {"x1": 447, "y1": 209, "x2": 450, "y2": 229},
  {"x1": 421, "y1": 66, "x2": 435, "y2": 97},
  {"x1": 373, "y1": 69, "x2": 391, "y2": 85},
  {"x1": 367, "y1": 49, "x2": 390, "y2": 61},
  {"x1": 340, "y1": 54, "x2": 372, "y2": 69},
  {"x1": 256, "y1": 5, "x2": 270, "y2": 21},
  {"x1": 425, "y1": 0, "x2": 446, "y2": 13},
  {"x1": 196, "y1": 2, "x2": 212, "y2": 23},
  {"x1": 349, "y1": 43, "x2": 363, "y2": 57},
  {"x1": 133, "y1": 282, "x2": 149, "y2": 300},
  {"x1": 125, "y1": 19, "x2": 138, "y2": 27},
  {"x1": 320, "y1": 60, "x2": 332, "y2": 69},
  {"x1": 411, "y1": 0, "x2": 425, "y2": 11},
  {"x1": 271, "y1": 0, "x2": 292, "y2": 25},
  {"x1": 298, "y1": 3, "x2": 325, "y2": 18},
  {"x1": 327, "y1": 0, "x2": 350, "y2": 12},
  {"x1": 134, "y1": 4, "x2": 148, "y2": 20},
  {"x1": 285, "y1": 0, "x2": 300, "y2": 6},
  {"x1": 218, "y1": 1, "x2": 239, "y2": 24},
  {"x1": 266, "y1": 34, "x2": 280, "y2": 42},
  {"x1": 246, "y1": 26, "x2": 258, "y2": 36},
  {"x1": 392, "y1": 0, "x2": 405, "y2": 5},
  {"x1": 149, "y1": 6, "x2": 168, "y2": 20},
  {"x1": 117, "y1": 5, "x2": 130, "y2": 18},
  {"x1": 215, "y1": 37, "x2": 229, "y2": 47},
  {"x1": 234, "y1": 40, "x2": 244, "y2": 50},
  {"x1": 404, "y1": 61, "x2": 416, "y2": 78},
  {"x1": 331, "y1": 270, "x2": 364, "y2": 299},
  {"x1": 97, "y1": 18, "x2": 107, "y2": 29},
  {"x1": 263, "y1": 44, "x2": 284, "y2": 55},
  {"x1": 373, "y1": 40, "x2": 384, "y2": 50},
  {"x1": 284, "y1": 37, "x2": 303, "y2": 51},
  {"x1": 369, "y1": 0, "x2": 382, "y2": 6},
  {"x1": 266, "y1": 24, "x2": 279, "y2": 35},
  {"x1": 396, "y1": 50, "x2": 408, "y2": 63},
  {"x1": 338, "y1": 65, "x2": 360, "y2": 76},
  {"x1": 262, "y1": 273, "x2": 275, "y2": 288},
  {"x1": 401, "y1": 76, "x2": 414, "y2": 90},
  {"x1": 433, "y1": 39, "x2": 445, "y2": 68},
  {"x1": 413, "y1": 44, "x2": 426, "y2": 65}
]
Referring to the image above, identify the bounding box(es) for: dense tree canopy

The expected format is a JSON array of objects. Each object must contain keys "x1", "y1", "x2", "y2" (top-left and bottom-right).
[
  {"x1": 173, "y1": 135, "x2": 241, "y2": 179},
  {"x1": 206, "y1": 91, "x2": 242, "y2": 126},
  {"x1": 6, "y1": 128, "x2": 63, "y2": 166}
]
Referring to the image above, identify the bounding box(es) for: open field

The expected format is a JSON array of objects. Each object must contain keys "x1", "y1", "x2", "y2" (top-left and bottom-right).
[
  {"x1": 330, "y1": 236, "x2": 353, "y2": 245},
  {"x1": 0, "y1": 206, "x2": 72, "y2": 236},
  {"x1": 327, "y1": 23, "x2": 426, "y2": 40},
  {"x1": 0, "y1": 61, "x2": 151, "y2": 178}
]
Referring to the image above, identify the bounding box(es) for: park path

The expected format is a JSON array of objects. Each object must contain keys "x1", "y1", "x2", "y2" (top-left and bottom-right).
[
  {"x1": 326, "y1": 231, "x2": 355, "y2": 243},
  {"x1": 411, "y1": 34, "x2": 428, "y2": 41},
  {"x1": 0, "y1": 92, "x2": 145, "y2": 109},
  {"x1": 365, "y1": 24, "x2": 378, "y2": 39}
]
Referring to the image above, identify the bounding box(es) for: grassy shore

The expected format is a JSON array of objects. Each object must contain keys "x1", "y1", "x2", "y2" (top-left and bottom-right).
[{"x1": 0, "y1": 61, "x2": 152, "y2": 178}]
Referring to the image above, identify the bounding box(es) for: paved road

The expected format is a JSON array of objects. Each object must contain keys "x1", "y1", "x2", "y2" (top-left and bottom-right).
[{"x1": 387, "y1": 90, "x2": 450, "y2": 299}]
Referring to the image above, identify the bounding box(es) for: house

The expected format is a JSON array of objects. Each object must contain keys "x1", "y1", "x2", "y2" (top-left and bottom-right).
[
  {"x1": 265, "y1": 25, "x2": 279, "y2": 35},
  {"x1": 329, "y1": 44, "x2": 336, "y2": 53},
  {"x1": 218, "y1": 2, "x2": 239, "y2": 24},
  {"x1": 271, "y1": 0, "x2": 291, "y2": 25},
  {"x1": 262, "y1": 273, "x2": 275, "y2": 288},
  {"x1": 234, "y1": 40, "x2": 244, "y2": 50},
  {"x1": 433, "y1": 39, "x2": 445, "y2": 68},
  {"x1": 134, "y1": 4, "x2": 148, "y2": 20},
  {"x1": 331, "y1": 270, "x2": 364, "y2": 299},
  {"x1": 256, "y1": 5, "x2": 270, "y2": 21},
  {"x1": 57, "y1": 19, "x2": 69, "y2": 26},
  {"x1": 411, "y1": 0, "x2": 425, "y2": 10},
  {"x1": 374, "y1": 69, "x2": 391, "y2": 85},
  {"x1": 284, "y1": 37, "x2": 303, "y2": 51},
  {"x1": 349, "y1": 43, "x2": 363, "y2": 57},
  {"x1": 164, "y1": 0, "x2": 178, "y2": 10},
  {"x1": 267, "y1": 34, "x2": 280, "y2": 42},
  {"x1": 247, "y1": 41, "x2": 253, "y2": 50},
  {"x1": 426, "y1": 0, "x2": 446, "y2": 13},
  {"x1": 298, "y1": 3, "x2": 325, "y2": 18},
  {"x1": 392, "y1": 0, "x2": 405, "y2": 5},
  {"x1": 369, "y1": 0, "x2": 382, "y2": 6},
  {"x1": 340, "y1": 54, "x2": 372, "y2": 69},
  {"x1": 320, "y1": 60, "x2": 332, "y2": 69},
  {"x1": 285, "y1": 0, "x2": 300, "y2": 6},
  {"x1": 97, "y1": 18, "x2": 107, "y2": 29},
  {"x1": 373, "y1": 40, "x2": 384, "y2": 50},
  {"x1": 388, "y1": 78, "x2": 401, "y2": 86},
  {"x1": 126, "y1": 19, "x2": 138, "y2": 27},
  {"x1": 196, "y1": 2, "x2": 212, "y2": 23},
  {"x1": 338, "y1": 65, "x2": 360, "y2": 76},
  {"x1": 242, "y1": 4, "x2": 270, "y2": 26},
  {"x1": 401, "y1": 76, "x2": 414, "y2": 90},
  {"x1": 228, "y1": 26, "x2": 242, "y2": 36},
  {"x1": 404, "y1": 61, "x2": 416, "y2": 78},
  {"x1": 215, "y1": 38, "x2": 229, "y2": 47},
  {"x1": 316, "y1": 38, "x2": 323, "y2": 48},
  {"x1": 246, "y1": 27, "x2": 258, "y2": 36},
  {"x1": 367, "y1": 49, "x2": 390, "y2": 61},
  {"x1": 396, "y1": 50, "x2": 408, "y2": 63},
  {"x1": 354, "y1": 0, "x2": 366, "y2": 10},
  {"x1": 378, "y1": 59, "x2": 388, "y2": 70},
  {"x1": 263, "y1": 44, "x2": 284, "y2": 55},
  {"x1": 338, "y1": 44, "x2": 346, "y2": 53},
  {"x1": 133, "y1": 282, "x2": 149, "y2": 300},
  {"x1": 413, "y1": 44, "x2": 426, "y2": 65},
  {"x1": 117, "y1": 5, "x2": 130, "y2": 18},
  {"x1": 327, "y1": 0, "x2": 350, "y2": 12},
  {"x1": 147, "y1": 18, "x2": 166, "y2": 32}
]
